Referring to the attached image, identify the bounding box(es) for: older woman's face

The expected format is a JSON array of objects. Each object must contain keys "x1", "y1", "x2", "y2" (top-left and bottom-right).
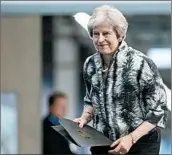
[{"x1": 92, "y1": 24, "x2": 119, "y2": 55}]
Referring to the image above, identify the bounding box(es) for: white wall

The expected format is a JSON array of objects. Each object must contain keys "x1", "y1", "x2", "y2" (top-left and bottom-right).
[{"x1": 1, "y1": 16, "x2": 42, "y2": 154}]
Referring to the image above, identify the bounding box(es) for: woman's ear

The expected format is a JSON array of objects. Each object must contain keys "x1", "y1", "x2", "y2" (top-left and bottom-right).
[
  {"x1": 118, "y1": 38, "x2": 122, "y2": 42},
  {"x1": 118, "y1": 35, "x2": 125, "y2": 42},
  {"x1": 118, "y1": 37, "x2": 123, "y2": 43}
]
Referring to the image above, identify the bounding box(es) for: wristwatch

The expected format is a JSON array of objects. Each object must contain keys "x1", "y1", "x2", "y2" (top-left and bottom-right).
[{"x1": 130, "y1": 133, "x2": 137, "y2": 144}]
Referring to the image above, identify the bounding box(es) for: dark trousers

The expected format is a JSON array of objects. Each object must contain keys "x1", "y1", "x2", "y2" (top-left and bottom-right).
[{"x1": 90, "y1": 128, "x2": 161, "y2": 155}]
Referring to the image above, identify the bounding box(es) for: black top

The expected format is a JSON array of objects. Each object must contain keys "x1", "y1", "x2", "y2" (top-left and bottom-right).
[{"x1": 42, "y1": 115, "x2": 73, "y2": 154}]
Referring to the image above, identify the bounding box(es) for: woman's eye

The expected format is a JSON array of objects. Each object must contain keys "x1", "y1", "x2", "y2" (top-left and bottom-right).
[
  {"x1": 104, "y1": 32, "x2": 109, "y2": 36},
  {"x1": 93, "y1": 33, "x2": 99, "y2": 38},
  {"x1": 93, "y1": 33, "x2": 99, "y2": 36}
]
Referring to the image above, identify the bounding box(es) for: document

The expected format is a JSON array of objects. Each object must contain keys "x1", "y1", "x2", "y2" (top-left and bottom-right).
[{"x1": 52, "y1": 118, "x2": 113, "y2": 147}]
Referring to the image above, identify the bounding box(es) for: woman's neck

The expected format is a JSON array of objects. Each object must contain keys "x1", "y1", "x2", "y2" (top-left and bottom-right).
[
  {"x1": 101, "y1": 42, "x2": 121, "y2": 69},
  {"x1": 102, "y1": 53, "x2": 114, "y2": 69}
]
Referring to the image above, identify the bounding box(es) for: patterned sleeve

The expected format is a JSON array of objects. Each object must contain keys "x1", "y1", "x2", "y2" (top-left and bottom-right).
[
  {"x1": 140, "y1": 57, "x2": 168, "y2": 128},
  {"x1": 83, "y1": 58, "x2": 93, "y2": 107}
]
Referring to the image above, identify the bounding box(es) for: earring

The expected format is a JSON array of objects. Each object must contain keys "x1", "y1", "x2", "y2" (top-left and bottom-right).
[{"x1": 118, "y1": 38, "x2": 122, "y2": 42}]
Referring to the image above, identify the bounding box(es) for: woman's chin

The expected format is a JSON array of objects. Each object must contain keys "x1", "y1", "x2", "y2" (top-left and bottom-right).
[{"x1": 99, "y1": 50, "x2": 114, "y2": 55}]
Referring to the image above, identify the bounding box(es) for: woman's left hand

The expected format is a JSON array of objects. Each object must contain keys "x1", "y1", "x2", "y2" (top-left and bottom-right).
[{"x1": 108, "y1": 134, "x2": 133, "y2": 154}]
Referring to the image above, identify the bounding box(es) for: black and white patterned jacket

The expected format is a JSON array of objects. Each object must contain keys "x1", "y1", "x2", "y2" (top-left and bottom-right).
[{"x1": 83, "y1": 41, "x2": 168, "y2": 141}]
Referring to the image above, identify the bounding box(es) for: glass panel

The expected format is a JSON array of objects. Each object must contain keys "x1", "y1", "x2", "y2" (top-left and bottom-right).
[{"x1": 1, "y1": 92, "x2": 18, "y2": 154}]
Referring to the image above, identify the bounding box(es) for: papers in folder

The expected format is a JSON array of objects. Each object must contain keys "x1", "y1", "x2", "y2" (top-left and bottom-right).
[{"x1": 52, "y1": 118, "x2": 113, "y2": 147}]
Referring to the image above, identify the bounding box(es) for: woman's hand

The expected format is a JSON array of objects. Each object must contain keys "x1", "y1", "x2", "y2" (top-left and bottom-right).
[
  {"x1": 108, "y1": 134, "x2": 133, "y2": 154},
  {"x1": 73, "y1": 117, "x2": 87, "y2": 128},
  {"x1": 74, "y1": 105, "x2": 93, "y2": 128}
]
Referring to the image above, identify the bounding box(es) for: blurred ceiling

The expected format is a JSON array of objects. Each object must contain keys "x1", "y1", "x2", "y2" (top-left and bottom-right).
[{"x1": 1, "y1": 1, "x2": 171, "y2": 15}]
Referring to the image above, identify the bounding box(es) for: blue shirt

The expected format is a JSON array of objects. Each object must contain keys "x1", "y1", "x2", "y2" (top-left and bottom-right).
[{"x1": 48, "y1": 114, "x2": 61, "y2": 126}]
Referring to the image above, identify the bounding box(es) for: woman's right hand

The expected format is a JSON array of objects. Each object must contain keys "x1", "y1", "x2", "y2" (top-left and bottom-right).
[{"x1": 73, "y1": 117, "x2": 87, "y2": 128}]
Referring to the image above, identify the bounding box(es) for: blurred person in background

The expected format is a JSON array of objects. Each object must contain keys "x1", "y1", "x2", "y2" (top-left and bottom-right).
[
  {"x1": 42, "y1": 91, "x2": 73, "y2": 154},
  {"x1": 74, "y1": 5, "x2": 168, "y2": 155}
]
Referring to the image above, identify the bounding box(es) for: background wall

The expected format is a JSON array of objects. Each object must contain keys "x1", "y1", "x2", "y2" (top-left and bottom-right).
[
  {"x1": 1, "y1": 1, "x2": 171, "y2": 154},
  {"x1": 1, "y1": 16, "x2": 42, "y2": 154}
]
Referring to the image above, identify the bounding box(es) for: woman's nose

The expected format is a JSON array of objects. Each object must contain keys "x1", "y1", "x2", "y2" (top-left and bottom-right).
[{"x1": 98, "y1": 34, "x2": 105, "y2": 43}]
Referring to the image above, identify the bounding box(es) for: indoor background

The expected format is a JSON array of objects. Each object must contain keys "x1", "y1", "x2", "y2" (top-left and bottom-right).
[{"x1": 1, "y1": 1, "x2": 171, "y2": 154}]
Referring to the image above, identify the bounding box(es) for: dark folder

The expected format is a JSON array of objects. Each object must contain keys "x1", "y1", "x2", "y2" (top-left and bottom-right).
[{"x1": 52, "y1": 118, "x2": 113, "y2": 147}]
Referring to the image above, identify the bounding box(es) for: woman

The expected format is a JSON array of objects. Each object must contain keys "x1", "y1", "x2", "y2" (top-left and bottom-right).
[{"x1": 74, "y1": 5, "x2": 167, "y2": 155}]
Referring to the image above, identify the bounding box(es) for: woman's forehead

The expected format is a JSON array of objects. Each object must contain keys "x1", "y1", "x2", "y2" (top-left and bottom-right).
[{"x1": 93, "y1": 24, "x2": 114, "y2": 32}]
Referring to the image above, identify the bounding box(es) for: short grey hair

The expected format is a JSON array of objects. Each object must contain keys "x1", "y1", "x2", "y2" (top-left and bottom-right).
[{"x1": 87, "y1": 5, "x2": 128, "y2": 40}]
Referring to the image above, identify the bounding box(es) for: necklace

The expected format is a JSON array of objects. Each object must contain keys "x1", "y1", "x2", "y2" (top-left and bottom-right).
[
  {"x1": 102, "y1": 67, "x2": 108, "y2": 72},
  {"x1": 102, "y1": 62, "x2": 109, "y2": 72}
]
